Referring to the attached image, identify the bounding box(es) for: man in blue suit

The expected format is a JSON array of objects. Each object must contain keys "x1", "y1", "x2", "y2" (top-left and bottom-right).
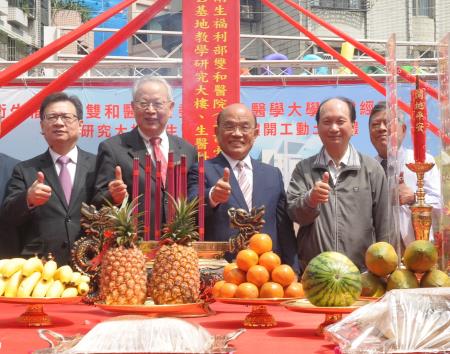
[{"x1": 188, "y1": 103, "x2": 299, "y2": 271}]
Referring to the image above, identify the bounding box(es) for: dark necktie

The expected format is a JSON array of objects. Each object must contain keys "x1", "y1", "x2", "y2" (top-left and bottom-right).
[
  {"x1": 150, "y1": 137, "x2": 167, "y2": 186},
  {"x1": 57, "y1": 155, "x2": 72, "y2": 204},
  {"x1": 380, "y1": 159, "x2": 387, "y2": 176}
]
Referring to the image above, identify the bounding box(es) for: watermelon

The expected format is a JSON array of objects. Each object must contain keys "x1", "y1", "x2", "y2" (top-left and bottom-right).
[{"x1": 301, "y1": 251, "x2": 362, "y2": 307}]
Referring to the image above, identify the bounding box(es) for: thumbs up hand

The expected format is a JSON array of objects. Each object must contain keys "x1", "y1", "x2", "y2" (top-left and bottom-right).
[
  {"x1": 211, "y1": 167, "x2": 232, "y2": 204},
  {"x1": 27, "y1": 171, "x2": 52, "y2": 207},
  {"x1": 108, "y1": 165, "x2": 128, "y2": 205},
  {"x1": 308, "y1": 172, "x2": 331, "y2": 208},
  {"x1": 398, "y1": 171, "x2": 415, "y2": 205}
]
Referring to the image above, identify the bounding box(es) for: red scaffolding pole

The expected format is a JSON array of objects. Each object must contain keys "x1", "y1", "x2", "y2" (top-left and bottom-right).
[
  {"x1": 0, "y1": 0, "x2": 139, "y2": 87},
  {"x1": 0, "y1": 0, "x2": 170, "y2": 139}
]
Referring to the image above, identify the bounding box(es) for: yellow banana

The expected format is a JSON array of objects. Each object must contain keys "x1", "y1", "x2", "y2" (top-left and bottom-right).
[
  {"x1": 77, "y1": 282, "x2": 89, "y2": 296},
  {"x1": 17, "y1": 271, "x2": 41, "y2": 298},
  {"x1": 42, "y1": 259, "x2": 58, "y2": 281},
  {"x1": 69, "y1": 272, "x2": 82, "y2": 286},
  {"x1": 32, "y1": 278, "x2": 54, "y2": 298},
  {"x1": 54, "y1": 265, "x2": 73, "y2": 283},
  {"x1": 22, "y1": 256, "x2": 44, "y2": 277},
  {"x1": 3, "y1": 258, "x2": 26, "y2": 278},
  {"x1": 0, "y1": 276, "x2": 6, "y2": 296},
  {"x1": 46, "y1": 280, "x2": 65, "y2": 298},
  {"x1": 61, "y1": 287, "x2": 78, "y2": 298},
  {"x1": 0, "y1": 259, "x2": 9, "y2": 275},
  {"x1": 80, "y1": 275, "x2": 90, "y2": 283},
  {"x1": 4, "y1": 270, "x2": 23, "y2": 297}
]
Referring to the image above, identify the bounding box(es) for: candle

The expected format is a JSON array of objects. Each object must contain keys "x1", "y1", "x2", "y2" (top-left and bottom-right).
[
  {"x1": 411, "y1": 77, "x2": 428, "y2": 163},
  {"x1": 132, "y1": 157, "x2": 139, "y2": 219},
  {"x1": 154, "y1": 160, "x2": 161, "y2": 241},
  {"x1": 144, "y1": 153, "x2": 151, "y2": 241},
  {"x1": 180, "y1": 155, "x2": 187, "y2": 199},
  {"x1": 198, "y1": 154, "x2": 205, "y2": 241},
  {"x1": 175, "y1": 164, "x2": 181, "y2": 201},
  {"x1": 167, "y1": 151, "x2": 175, "y2": 223}
]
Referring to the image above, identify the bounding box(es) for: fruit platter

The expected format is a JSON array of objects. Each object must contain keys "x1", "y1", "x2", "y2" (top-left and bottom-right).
[
  {"x1": 95, "y1": 298, "x2": 214, "y2": 318},
  {"x1": 212, "y1": 234, "x2": 305, "y2": 328},
  {"x1": 0, "y1": 256, "x2": 89, "y2": 326}
]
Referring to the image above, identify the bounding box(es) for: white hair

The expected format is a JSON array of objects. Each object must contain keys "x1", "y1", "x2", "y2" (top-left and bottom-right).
[{"x1": 132, "y1": 75, "x2": 173, "y2": 101}]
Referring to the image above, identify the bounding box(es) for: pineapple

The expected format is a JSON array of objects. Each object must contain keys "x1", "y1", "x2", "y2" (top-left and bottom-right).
[
  {"x1": 99, "y1": 197, "x2": 147, "y2": 305},
  {"x1": 150, "y1": 196, "x2": 200, "y2": 304}
]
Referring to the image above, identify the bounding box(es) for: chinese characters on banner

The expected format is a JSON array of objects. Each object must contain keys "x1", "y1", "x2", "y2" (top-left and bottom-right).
[{"x1": 182, "y1": 0, "x2": 240, "y2": 159}]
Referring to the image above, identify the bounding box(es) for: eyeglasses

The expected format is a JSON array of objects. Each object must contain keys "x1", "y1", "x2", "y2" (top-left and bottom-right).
[
  {"x1": 220, "y1": 123, "x2": 256, "y2": 134},
  {"x1": 134, "y1": 100, "x2": 167, "y2": 111},
  {"x1": 44, "y1": 113, "x2": 79, "y2": 124}
]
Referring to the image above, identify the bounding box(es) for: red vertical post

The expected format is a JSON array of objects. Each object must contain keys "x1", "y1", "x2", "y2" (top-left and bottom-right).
[
  {"x1": 198, "y1": 155, "x2": 205, "y2": 241},
  {"x1": 154, "y1": 161, "x2": 162, "y2": 241},
  {"x1": 144, "y1": 153, "x2": 151, "y2": 241}
]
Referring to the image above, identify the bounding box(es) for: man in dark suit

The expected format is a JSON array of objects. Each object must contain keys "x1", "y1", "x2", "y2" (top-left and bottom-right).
[
  {"x1": 188, "y1": 103, "x2": 299, "y2": 271},
  {"x1": 1, "y1": 92, "x2": 96, "y2": 265},
  {"x1": 0, "y1": 152, "x2": 20, "y2": 258},
  {"x1": 93, "y1": 76, "x2": 197, "y2": 238}
]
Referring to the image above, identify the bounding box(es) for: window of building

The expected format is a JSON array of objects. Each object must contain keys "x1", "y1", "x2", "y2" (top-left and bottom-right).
[
  {"x1": 413, "y1": 0, "x2": 434, "y2": 17},
  {"x1": 310, "y1": 0, "x2": 365, "y2": 10}
]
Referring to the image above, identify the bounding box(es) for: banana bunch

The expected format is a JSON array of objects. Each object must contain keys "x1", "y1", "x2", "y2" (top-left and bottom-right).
[{"x1": 0, "y1": 256, "x2": 90, "y2": 298}]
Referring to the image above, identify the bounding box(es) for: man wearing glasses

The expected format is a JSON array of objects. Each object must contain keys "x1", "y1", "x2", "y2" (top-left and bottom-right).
[
  {"x1": 1, "y1": 92, "x2": 96, "y2": 265},
  {"x1": 93, "y1": 76, "x2": 197, "y2": 239},
  {"x1": 187, "y1": 103, "x2": 299, "y2": 271}
]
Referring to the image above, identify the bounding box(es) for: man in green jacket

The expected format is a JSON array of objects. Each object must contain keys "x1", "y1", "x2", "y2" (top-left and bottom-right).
[{"x1": 286, "y1": 97, "x2": 391, "y2": 272}]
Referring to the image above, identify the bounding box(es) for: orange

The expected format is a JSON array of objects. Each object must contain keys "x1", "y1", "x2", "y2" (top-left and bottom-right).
[
  {"x1": 246, "y1": 265, "x2": 270, "y2": 287},
  {"x1": 223, "y1": 267, "x2": 246, "y2": 285},
  {"x1": 212, "y1": 280, "x2": 226, "y2": 298},
  {"x1": 248, "y1": 233, "x2": 273, "y2": 255},
  {"x1": 271, "y1": 264, "x2": 296, "y2": 287},
  {"x1": 219, "y1": 282, "x2": 238, "y2": 298},
  {"x1": 236, "y1": 249, "x2": 259, "y2": 271},
  {"x1": 258, "y1": 251, "x2": 281, "y2": 272},
  {"x1": 284, "y1": 282, "x2": 304, "y2": 298},
  {"x1": 259, "y1": 282, "x2": 284, "y2": 298},
  {"x1": 235, "y1": 282, "x2": 259, "y2": 298},
  {"x1": 223, "y1": 262, "x2": 238, "y2": 279}
]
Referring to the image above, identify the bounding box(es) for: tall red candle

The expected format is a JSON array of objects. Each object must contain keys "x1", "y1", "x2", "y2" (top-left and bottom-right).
[
  {"x1": 180, "y1": 155, "x2": 187, "y2": 199},
  {"x1": 144, "y1": 153, "x2": 151, "y2": 241},
  {"x1": 411, "y1": 78, "x2": 428, "y2": 163},
  {"x1": 167, "y1": 151, "x2": 175, "y2": 223},
  {"x1": 154, "y1": 160, "x2": 161, "y2": 240},
  {"x1": 132, "y1": 157, "x2": 139, "y2": 217},
  {"x1": 198, "y1": 155, "x2": 205, "y2": 241},
  {"x1": 175, "y1": 164, "x2": 180, "y2": 201}
]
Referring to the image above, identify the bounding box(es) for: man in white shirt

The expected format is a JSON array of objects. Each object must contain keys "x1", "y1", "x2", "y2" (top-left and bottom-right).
[
  {"x1": 93, "y1": 76, "x2": 197, "y2": 240},
  {"x1": 369, "y1": 101, "x2": 441, "y2": 246},
  {"x1": 187, "y1": 103, "x2": 299, "y2": 271},
  {"x1": 1, "y1": 92, "x2": 96, "y2": 264}
]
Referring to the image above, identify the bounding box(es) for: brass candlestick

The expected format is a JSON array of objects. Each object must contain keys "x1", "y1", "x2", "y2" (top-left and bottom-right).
[{"x1": 405, "y1": 162, "x2": 435, "y2": 241}]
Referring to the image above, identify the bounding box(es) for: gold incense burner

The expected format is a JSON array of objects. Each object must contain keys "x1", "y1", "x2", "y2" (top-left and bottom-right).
[{"x1": 406, "y1": 162, "x2": 435, "y2": 241}]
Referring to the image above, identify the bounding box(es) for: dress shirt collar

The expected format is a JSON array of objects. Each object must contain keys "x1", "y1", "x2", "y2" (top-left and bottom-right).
[
  {"x1": 137, "y1": 127, "x2": 169, "y2": 148},
  {"x1": 323, "y1": 145, "x2": 351, "y2": 168},
  {"x1": 221, "y1": 152, "x2": 253, "y2": 171},
  {"x1": 49, "y1": 146, "x2": 78, "y2": 165}
]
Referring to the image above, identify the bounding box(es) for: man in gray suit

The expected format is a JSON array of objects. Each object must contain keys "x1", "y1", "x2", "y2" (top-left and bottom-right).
[
  {"x1": 93, "y1": 76, "x2": 197, "y2": 239},
  {"x1": 1, "y1": 92, "x2": 96, "y2": 265}
]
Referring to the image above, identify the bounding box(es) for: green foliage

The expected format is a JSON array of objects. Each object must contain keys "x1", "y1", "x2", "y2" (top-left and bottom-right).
[
  {"x1": 106, "y1": 196, "x2": 143, "y2": 248},
  {"x1": 51, "y1": 0, "x2": 91, "y2": 23},
  {"x1": 161, "y1": 195, "x2": 199, "y2": 245}
]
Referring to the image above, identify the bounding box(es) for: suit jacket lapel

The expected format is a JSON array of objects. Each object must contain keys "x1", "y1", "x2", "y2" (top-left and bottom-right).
[
  {"x1": 124, "y1": 128, "x2": 155, "y2": 182},
  {"x1": 251, "y1": 158, "x2": 263, "y2": 208},
  {"x1": 40, "y1": 151, "x2": 68, "y2": 210},
  {"x1": 69, "y1": 148, "x2": 87, "y2": 212},
  {"x1": 215, "y1": 154, "x2": 248, "y2": 210}
]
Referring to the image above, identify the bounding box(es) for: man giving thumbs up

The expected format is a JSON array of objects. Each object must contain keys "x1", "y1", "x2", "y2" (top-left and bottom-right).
[{"x1": 287, "y1": 97, "x2": 390, "y2": 273}]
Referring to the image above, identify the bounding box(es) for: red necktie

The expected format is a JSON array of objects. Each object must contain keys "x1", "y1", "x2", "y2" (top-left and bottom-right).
[{"x1": 150, "y1": 137, "x2": 167, "y2": 186}]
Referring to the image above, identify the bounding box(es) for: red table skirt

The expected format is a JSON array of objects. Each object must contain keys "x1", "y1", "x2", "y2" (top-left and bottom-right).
[{"x1": 0, "y1": 301, "x2": 336, "y2": 353}]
